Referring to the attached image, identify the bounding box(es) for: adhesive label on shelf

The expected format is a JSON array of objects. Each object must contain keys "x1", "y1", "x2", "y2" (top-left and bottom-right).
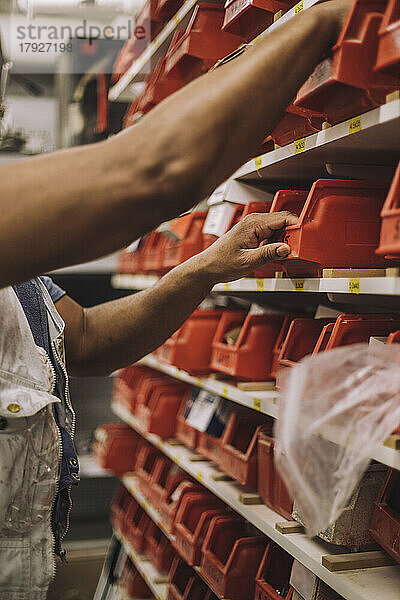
[
  {"x1": 253, "y1": 397, "x2": 261, "y2": 411},
  {"x1": 294, "y1": 138, "x2": 306, "y2": 153},
  {"x1": 349, "y1": 115, "x2": 362, "y2": 135},
  {"x1": 349, "y1": 278, "x2": 360, "y2": 294},
  {"x1": 295, "y1": 279, "x2": 305, "y2": 291},
  {"x1": 254, "y1": 155, "x2": 263, "y2": 170},
  {"x1": 295, "y1": 1, "x2": 303, "y2": 14},
  {"x1": 256, "y1": 279, "x2": 264, "y2": 291}
]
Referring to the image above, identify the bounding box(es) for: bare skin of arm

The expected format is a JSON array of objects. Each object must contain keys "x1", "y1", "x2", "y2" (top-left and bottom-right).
[
  {"x1": 58, "y1": 211, "x2": 297, "y2": 376},
  {"x1": 0, "y1": 0, "x2": 351, "y2": 288}
]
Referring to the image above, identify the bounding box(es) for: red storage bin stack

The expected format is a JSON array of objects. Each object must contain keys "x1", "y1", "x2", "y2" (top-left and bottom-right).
[
  {"x1": 173, "y1": 491, "x2": 225, "y2": 565},
  {"x1": 375, "y1": 0, "x2": 400, "y2": 78},
  {"x1": 201, "y1": 515, "x2": 267, "y2": 600},
  {"x1": 120, "y1": 558, "x2": 153, "y2": 598},
  {"x1": 135, "y1": 376, "x2": 188, "y2": 439},
  {"x1": 254, "y1": 542, "x2": 294, "y2": 600},
  {"x1": 164, "y1": 3, "x2": 243, "y2": 84},
  {"x1": 135, "y1": 442, "x2": 162, "y2": 499},
  {"x1": 278, "y1": 318, "x2": 334, "y2": 371},
  {"x1": 162, "y1": 212, "x2": 208, "y2": 271},
  {"x1": 158, "y1": 474, "x2": 202, "y2": 534},
  {"x1": 176, "y1": 392, "x2": 199, "y2": 449},
  {"x1": 313, "y1": 314, "x2": 400, "y2": 354},
  {"x1": 258, "y1": 429, "x2": 293, "y2": 520},
  {"x1": 218, "y1": 410, "x2": 271, "y2": 487},
  {"x1": 222, "y1": 0, "x2": 294, "y2": 43},
  {"x1": 144, "y1": 521, "x2": 176, "y2": 573},
  {"x1": 210, "y1": 311, "x2": 285, "y2": 381},
  {"x1": 275, "y1": 179, "x2": 390, "y2": 277},
  {"x1": 93, "y1": 423, "x2": 139, "y2": 476},
  {"x1": 295, "y1": 0, "x2": 400, "y2": 125},
  {"x1": 376, "y1": 161, "x2": 400, "y2": 259},
  {"x1": 125, "y1": 499, "x2": 152, "y2": 552},
  {"x1": 159, "y1": 309, "x2": 225, "y2": 375},
  {"x1": 110, "y1": 486, "x2": 132, "y2": 534},
  {"x1": 167, "y1": 557, "x2": 209, "y2": 600},
  {"x1": 370, "y1": 468, "x2": 400, "y2": 564}
]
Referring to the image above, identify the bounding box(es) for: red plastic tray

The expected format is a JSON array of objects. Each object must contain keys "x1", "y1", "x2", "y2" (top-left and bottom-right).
[
  {"x1": 159, "y1": 476, "x2": 202, "y2": 534},
  {"x1": 159, "y1": 309, "x2": 225, "y2": 375},
  {"x1": 222, "y1": 0, "x2": 292, "y2": 42},
  {"x1": 92, "y1": 423, "x2": 139, "y2": 476},
  {"x1": 218, "y1": 410, "x2": 271, "y2": 487},
  {"x1": 313, "y1": 314, "x2": 400, "y2": 353},
  {"x1": 176, "y1": 393, "x2": 199, "y2": 449},
  {"x1": 120, "y1": 559, "x2": 153, "y2": 598},
  {"x1": 144, "y1": 521, "x2": 176, "y2": 573},
  {"x1": 196, "y1": 430, "x2": 223, "y2": 464},
  {"x1": 278, "y1": 318, "x2": 334, "y2": 370},
  {"x1": 167, "y1": 558, "x2": 209, "y2": 600},
  {"x1": 135, "y1": 442, "x2": 162, "y2": 499},
  {"x1": 277, "y1": 179, "x2": 391, "y2": 277},
  {"x1": 201, "y1": 515, "x2": 267, "y2": 600},
  {"x1": 136, "y1": 378, "x2": 188, "y2": 439},
  {"x1": 257, "y1": 430, "x2": 293, "y2": 520},
  {"x1": 376, "y1": 161, "x2": 400, "y2": 258},
  {"x1": 125, "y1": 500, "x2": 152, "y2": 553},
  {"x1": 370, "y1": 468, "x2": 400, "y2": 564},
  {"x1": 375, "y1": 0, "x2": 400, "y2": 77},
  {"x1": 210, "y1": 312, "x2": 285, "y2": 381},
  {"x1": 164, "y1": 3, "x2": 243, "y2": 84},
  {"x1": 162, "y1": 211, "x2": 208, "y2": 271},
  {"x1": 295, "y1": 0, "x2": 399, "y2": 124},
  {"x1": 254, "y1": 542, "x2": 294, "y2": 600},
  {"x1": 173, "y1": 491, "x2": 225, "y2": 565}
]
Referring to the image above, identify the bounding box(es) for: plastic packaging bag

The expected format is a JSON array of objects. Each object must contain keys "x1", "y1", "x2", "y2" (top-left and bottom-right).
[{"x1": 274, "y1": 342, "x2": 400, "y2": 536}]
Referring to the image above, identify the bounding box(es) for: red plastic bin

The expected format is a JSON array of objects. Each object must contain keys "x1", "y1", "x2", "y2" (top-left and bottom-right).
[
  {"x1": 139, "y1": 58, "x2": 183, "y2": 114},
  {"x1": 376, "y1": 161, "x2": 400, "y2": 258},
  {"x1": 159, "y1": 309, "x2": 225, "y2": 375},
  {"x1": 278, "y1": 318, "x2": 334, "y2": 370},
  {"x1": 254, "y1": 542, "x2": 294, "y2": 600},
  {"x1": 173, "y1": 491, "x2": 225, "y2": 565},
  {"x1": 148, "y1": 455, "x2": 174, "y2": 509},
  {"x1": 295, "y1": 0, "x2": 399, "y2": 125},
  {"x1": 375, "y1": 0, "x2": 400, "y2": 78},
  {"x1": 167, "y1": 557, "x2": 209, "y2": 600},
  {"x1": 271, "y1": 103, "x2": 324, "y2": 148},
  {"x1": 120, "y1": 559, "x2": 153, "y2": 598},
  {"x1": 93, "y1": 423, "x2": 139, "y2": 476},
  {"x1": 135, "y1": 442, "x2": 162, "y2": 499},
  {"x1": 164, "y1": 3, "x2": 243, "y2": 84},
  {"x1": 140, "y1": 230, "x2": 168, "y2": 274},
  {"x1": 276, "y1": 179, "x2": 391, "y2": 277},
  {"x1": 201, "y1": 515, "x2": 267, "y2": 600},
  {"x1": 113, "y1": 364, "x2": 155, "y2": 412},
  {"x1": 270, "y1": 315, "x2": 301, "y2": 379},
  {"x1": 144, "y1": 521, "x2": 175, "y2": 573},
  {"x1": 370, "y1": 468, "x2": 400, "y2": 564},
  {"x1": 210, "y1": 312, "x2": 285, "y2": 381},
  {"x1": 110, "y1": 486, "x2": 132, "y2": 534},
  {"x1": 222, "y1": 0, "x2": 294, "y2": 42},
  {"x1": 176, "y1": 392, "x2": 199, "y2": 449},
  {"x1": 258, "y1": 430, "x2": 293, "y2": 520},
  {"x1": 218, "y1": 410, "x2": 271, "y2": 487},
  {"x1": 196, "y1": 431, "x2": 223, "y2": 464},
  {"x1": 159, "y1": 475, "x2": 202, "y2": 534},
  {"x1": 313, "y1": 314, "x2": 400, "y2": 353},
  {"x1": 136, "y1": 378, "x2": 188, "y2": 439},
  {"x1": 125, "y1": 500, "x2": 152, "y2": 553},
  {"x1": 162, "y1": 211, "x2": 208, "y2": 271}
]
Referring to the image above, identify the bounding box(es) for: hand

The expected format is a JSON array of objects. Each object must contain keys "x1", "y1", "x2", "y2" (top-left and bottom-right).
[{"x1": 197, "y1": 211, "x2": 298, "y2": 284}]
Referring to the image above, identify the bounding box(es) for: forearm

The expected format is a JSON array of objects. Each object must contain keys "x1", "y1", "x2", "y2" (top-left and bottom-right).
[{"x1": 73, "y1": 253, "x2": 214, "y2": 376}]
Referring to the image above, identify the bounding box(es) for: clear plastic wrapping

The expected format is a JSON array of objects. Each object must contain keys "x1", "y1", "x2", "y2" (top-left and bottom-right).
[{"x1": 274, "y1": 343, "x2": 400, "y2": 536}]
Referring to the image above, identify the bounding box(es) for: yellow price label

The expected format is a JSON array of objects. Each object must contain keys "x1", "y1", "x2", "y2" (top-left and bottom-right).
[
  {"x1": 295, "y1": 279, "x2": 305, "y2": 291},
  {"x1": 173, "y1": 14, "x2": 179, "y2": 25},
  {"x1": 254, "y1": 155, "x2": 262, "y2": 170},
  {"x1": 256, "y1": 278, "x2": 264, "y2": 291},
  {"x1": 195, "y1": 378, "x2": 202, "y2": 387},
  {"x1": 253, "y1": 398, "x2": 261, "y2": 411},
  {"x1": 197, "y1": 471, "x2": 204, "y2": 483},
  {"x1": 349, "y1": 278, "x2": 360, "y2": 294},
  {"x1": 295, "y1": 0, "x2": 303, "y2": 14},
  {"x1": 224, "y1": 282, "x2": 230, "y2": 291},
  {"x1": 349, "y1": 115, "x2": 362, "y2": 134},
  {"x1": 222, "y1": 385, "x2": 228, "y2": 399},
  {"x1": 173, "y1": 455, "x2": 180, "y2": 465},
  {"x1": 294, "y1": 138, "x2": 306, "y2": 154}
]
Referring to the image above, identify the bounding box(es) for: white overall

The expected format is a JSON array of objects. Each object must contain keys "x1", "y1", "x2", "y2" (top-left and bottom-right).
[{"x1": 0, "y1": 283, "x2": 66, "y2": 599}]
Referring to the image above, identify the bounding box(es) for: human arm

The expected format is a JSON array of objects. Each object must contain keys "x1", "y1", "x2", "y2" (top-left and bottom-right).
[
  {"x1": 57, "y1": 211, "x2": 297, "y2": 376},
  {"x1": 0, "y1": 1, "x2": 351, "y2": 289}
]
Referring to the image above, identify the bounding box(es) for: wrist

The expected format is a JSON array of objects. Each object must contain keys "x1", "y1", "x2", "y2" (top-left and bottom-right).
[{"x1": 173, "y1": 252, "x2": 217, "y2": 292}]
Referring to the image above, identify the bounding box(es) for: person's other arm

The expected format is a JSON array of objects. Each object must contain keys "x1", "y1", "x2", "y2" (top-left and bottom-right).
[
  {"x1": 0, "y1": 1, "x2": 351, "y2": 288},
  {"x1": 57, "y1": 212, "x2": 296, "y2": 376}
]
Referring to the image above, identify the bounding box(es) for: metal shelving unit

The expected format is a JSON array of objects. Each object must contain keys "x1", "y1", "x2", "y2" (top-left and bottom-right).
[{"x1": 112, "y1": 402, "x2": 400, "y2": 600}]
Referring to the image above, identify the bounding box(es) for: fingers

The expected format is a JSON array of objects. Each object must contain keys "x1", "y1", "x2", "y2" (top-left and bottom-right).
[
  {"x1": 241, "y1": 211, "x2": 298, "y2": 243},
  {"x1": 247, "y1": 242, "x2": 291, "y2": 270}
]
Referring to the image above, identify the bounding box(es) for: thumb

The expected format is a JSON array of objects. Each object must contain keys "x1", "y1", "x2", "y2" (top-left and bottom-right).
[{"x1": 248, "y1": 243, "x2": 291, "y2": 269}]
